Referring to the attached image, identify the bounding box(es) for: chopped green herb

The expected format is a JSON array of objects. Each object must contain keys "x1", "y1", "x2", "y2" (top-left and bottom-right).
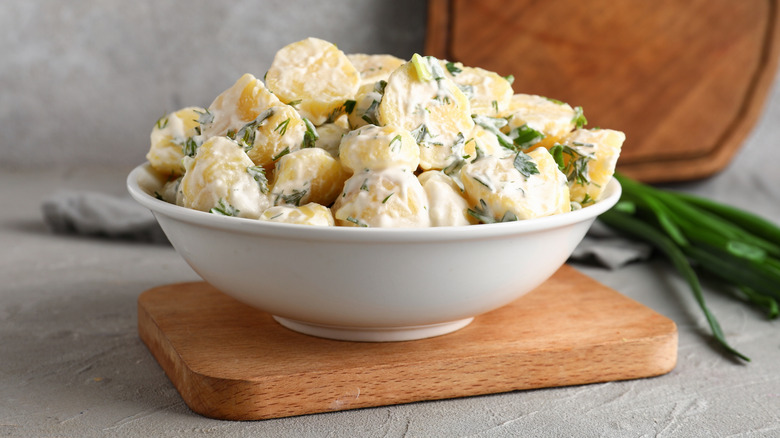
[
  {"x1": 286, "y1": 99, "x2": 302, "y2": 108},
  {"x1": 544, "y1": 97, "x2": 565, "y2": 105},
  {"x1": 509, "y1": 124, "x2": 545, "y2": 150},
  {"x1": 389, "y1": 135, "x2": 403, "y2": 153},
  {"x1": 410, "y1": 123, "x2": 435, "y2": 144},
  {"x1": 382, "y1": 193, "x2": 394, "y2": 204},
  {"x1": 513, "y1": 151, "x2": 540, "y2": 178},
  {"x1": 374, "y1": 80, "x2": 387, "y2": 94},
  {"x1": 247, "y1": 166, "x2": 269, "y2": 194},
  {"x1": 457, "y1": 84, "x2": 475, "y2": 99},
  {"x1": 411, "y1": 53, "x2": 433, "y2": 81},
  {"x1": 473, "y1": 176, "x2": 493, "y2": 190},
  {"x1": 360, "y1": 179, "x2": 369, "y2": 191},
  {"x1": 153, "y1": 191, "x2": 164, "y2": 200},
  {"x1": 472, "y1": 115, "x2": 515, "y2": 150},
  {"x1": 346, "y1": 216, "x2": 368, "y2": 227},
  {"x1": 503, "y1": 74, "x2": 514, "y2": 84},
  {"x1": 302, "y1": 117, "x2": 318, "y2": 148},
  {"x1": 572, "y1": 106, "x2": 587, "y2": 128},
  {"x1": 235, "y1": 108, "x2": 275, "y2": 151},
  {"x1": 361, "y1": 99, "x2": 380, "y2": 125},
  {"x1": 549, "y1": 143, "x2": 593, "y2": 185},
  {"x1": 467, "y1": 199, "x2": 518, "y2": 224},
  {"x1": 272, "y1": 146, "x2": 291, "y2": 161},
  {"x1": 210, "y1": 198, "x2": 239, "y2": 216},
  {"x1": 195, "y1": 109, "x2": 214, "y2": 126},
  {"x1": 343, "y1": 99, "x2": 357, "y2": 114},
  {"x1": 274, "y1": 118, "x2": 291, "y2": 136},
  {"x1": 276, "y1": 189, "x2": 307, "y2": 207},
  {"x1": 445, "y1": 61, "x2": 462, "y2": 75},
  {"x1": 492, "y1": 100, "x2": 499, "y2": 113},
  {"x1": 182, "y1": 137, "x2": 200, "y2": 157},
  {"x1": 155, "y1": 116, "x2": 169, "y2": 130}
]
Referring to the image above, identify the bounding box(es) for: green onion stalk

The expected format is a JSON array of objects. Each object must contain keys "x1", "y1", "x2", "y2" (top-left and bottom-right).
[{"x1": 598, "y1": 174, "x2": 780, "y2": 362}]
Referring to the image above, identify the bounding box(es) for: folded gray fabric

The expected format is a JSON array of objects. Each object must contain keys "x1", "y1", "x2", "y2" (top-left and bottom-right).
[
  {"x1": 41, "y1": 191, "x2": 169, "y2": 244},
  {"x1": 568, "y1": 220, "x2": 653, "y2": 269},
  {"x1": 40, "y1": 191, "x2": 651, "y2": 268}
]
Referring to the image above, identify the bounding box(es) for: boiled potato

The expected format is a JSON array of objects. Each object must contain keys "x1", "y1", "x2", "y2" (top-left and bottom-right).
[
  {"x1": 200, "y1": 73, "x2": 282, "y2": 139},
  {"x1": 265, "y1": 37, "x2": 361, "y2": 125},
  {"x1": 378, "y1": 55, "x2": 474, "y2": 171},
  {"x1": 332, "y1": 168, "x2": 430, "y2": 228},
  {"x1": 338, "y1": 124, "x2": 420, "y2": 173},
  {"x1": 271, "y1": 147, "x2": 349, "y2": 207},
  {"x1": 557, "y1": 128, "x2": 625, "y2": 205},
  {"x1": 347, "y1": 82, "x2": 384, "y2": 130},
  {"x1": 460, "y1": 147, "x2": 570, "y2": 222},
  {"x1": 260, "y1": 203, "x2": 335, "y2": 226},
  {"x1": 314, "y1": 121, "x2": 349, "y2": 157},
  {"x1": 147, "y1": 107, "x2": 204, "y2": 176},
  {"x1": 418, "y1": 170, "x2": 477, "y2": 226},
  {"x1": 178, "y1": 136, "x2": 270, "y2": 219},
  {"x1": 441, "y1": 61, "x2": 513, "y2": 116},
  {"x1": 241, "y1": 104, "x2": 307, "y2": 169},
  {"x1": 500, "y1": 93, "x2": 582, "y2": 151},
  {"x1": 347, "y1": 53, "x2": 405, "y2": 86}
]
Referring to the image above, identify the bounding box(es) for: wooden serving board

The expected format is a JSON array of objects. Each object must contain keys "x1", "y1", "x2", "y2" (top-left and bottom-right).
[
  {"x1": 137, "y1": 265, "x2": 677, "y2": 421},
  {"x1": 426, "y1": 0, "x2": 780, "y2": 183}
]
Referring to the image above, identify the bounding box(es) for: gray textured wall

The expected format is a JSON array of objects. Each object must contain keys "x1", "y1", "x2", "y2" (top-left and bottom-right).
[{"x1": 1, "y1": 0, "x2": 427, "y2": 170}]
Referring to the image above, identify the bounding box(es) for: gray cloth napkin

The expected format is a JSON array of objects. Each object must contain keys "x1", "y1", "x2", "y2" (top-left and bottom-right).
[
  {"x1": 41, "y1": 191, "x2": 169, "y2": 244},
  {"x1": 570, "y1": 220, "x2": 653, "y2": 269},
  {"x1": 41, "y1": 191, "x2": 652, "y2": 268}
]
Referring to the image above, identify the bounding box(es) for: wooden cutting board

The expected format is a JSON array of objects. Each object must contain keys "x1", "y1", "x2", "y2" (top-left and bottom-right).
[
  {"x1": 137, "y1": 265, "x2": 677, "y2": 421},
  {"x1": 426, "y1": 0, "x2": 780, "y2": 183}
]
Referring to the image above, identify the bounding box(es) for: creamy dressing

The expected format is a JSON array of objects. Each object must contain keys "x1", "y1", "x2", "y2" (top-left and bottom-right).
[
  {"x1": 418, "y1": 171, "x2": 474, "y2": 226},
  {"x1": 333, "y1": 168, "x2": 430, "y2": 228},
  {"x1": 179, "y1": 137, "x2": 270, "y2": 219}
]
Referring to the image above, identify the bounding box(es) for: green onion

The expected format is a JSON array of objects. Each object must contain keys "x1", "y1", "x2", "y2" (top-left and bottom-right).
[{"x1": 598, "y1": 173, "x2": 780, "y2": 362}]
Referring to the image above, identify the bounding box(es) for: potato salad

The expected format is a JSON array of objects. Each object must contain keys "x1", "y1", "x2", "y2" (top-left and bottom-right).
[{"x1": 146, "y1": 37, "x2": 624, "y2": 227}]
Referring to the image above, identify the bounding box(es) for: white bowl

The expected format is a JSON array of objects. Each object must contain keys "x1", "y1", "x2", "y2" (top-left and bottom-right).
[{"x1": 127, "y1": 163, "x2": 621, "y2": 342}]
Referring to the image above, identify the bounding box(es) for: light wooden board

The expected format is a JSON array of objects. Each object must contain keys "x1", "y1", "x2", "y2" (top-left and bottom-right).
[
  {"x1": 137, "y1": 265, "x2": 677, "y2": 421},
  {"x1": 426, "y1": 0, "x2": 780, "y2": 183}
]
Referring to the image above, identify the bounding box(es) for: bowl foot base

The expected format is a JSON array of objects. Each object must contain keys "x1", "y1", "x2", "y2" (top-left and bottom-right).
[{"x1": 272, "y1": 316, "x2": 474, "y2": 342}]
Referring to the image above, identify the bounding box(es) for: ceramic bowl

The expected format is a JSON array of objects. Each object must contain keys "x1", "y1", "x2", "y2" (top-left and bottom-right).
[{"x1": 127, "y1": 163, "x2": 621, "y2": 342}]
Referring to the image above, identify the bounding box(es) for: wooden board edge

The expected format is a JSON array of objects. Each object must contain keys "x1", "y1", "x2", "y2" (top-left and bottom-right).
[
  {"x1": 142, "y1": 317, "x2": 677, "y2": 421},
  {"x1": 137, "y1": 290, "x2": 229, "y2": 420}
]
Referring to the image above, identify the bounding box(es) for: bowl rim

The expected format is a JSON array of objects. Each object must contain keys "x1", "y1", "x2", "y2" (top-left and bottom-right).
[{"x1": 127, "y1": 162, "x2": 622, "y2": 243}]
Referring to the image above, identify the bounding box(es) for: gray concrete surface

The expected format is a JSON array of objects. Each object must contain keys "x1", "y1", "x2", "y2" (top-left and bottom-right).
[{"x1": 1, "y1": 0, "x2": 426, "y2": 170}]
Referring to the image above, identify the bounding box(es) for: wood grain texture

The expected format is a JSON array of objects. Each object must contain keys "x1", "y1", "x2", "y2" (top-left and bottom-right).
[
  {"x1": 426, "y1": 0, "x2": 780, "y2": 183},
  {"x1": 137, "y1": 265, "x2": 677, "y2": 420}
]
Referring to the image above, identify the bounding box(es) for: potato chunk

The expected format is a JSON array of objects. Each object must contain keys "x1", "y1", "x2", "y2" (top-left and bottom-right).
[
  {"x1": 178, "y1": 136, "x2": 270, "y2": 219},
  {"x1": 556, "y1": 128, "x2": 625, "y2": 205},
  {"x1": 241, "y1": 104, "x2": 307, "y2": 169},
  {"x1": 347, "y1": 53, "x2": 405, "y2": 86},
  {"x1": 265, "y1": 37, "x2": 361, "y2": 125},
  {"x1": 332, "y1": 168, "x2": 430, "y2": 228},
  {"x1": 441, "y1": 61, "x2": 513, "y2": 116},
  {"x1": 418, "y1": 170, "x2": 477, "y2": 227},
  {"x1": 460, "y1": 148, "x2": 570, "y2": 222},
  {"x1": 200, "y1": 73, "x2": 282, "y2": 139},
  {"x1": 271, "y1": 147, "x2": 349, "y2": 207},
  {"x1": 147, "y1": 107, "x2": 204, "y2": 176},
  {"x1": 260, "y1": 203, "x2": 335, "y2": 226},
  {"x1": 338, "y1": 124, "x2": 420, "y2": 173},
  {"x1": 500, "y1": 94, "x2": 581, "y2": 151},
  {"x1": 378, "y1": 55, "x2": 474, "y2": 171}
]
